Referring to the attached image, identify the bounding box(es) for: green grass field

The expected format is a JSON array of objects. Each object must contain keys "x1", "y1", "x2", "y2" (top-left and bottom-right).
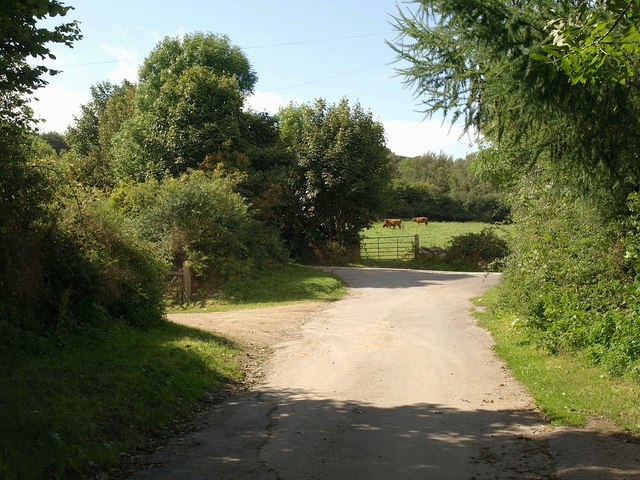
[
  {"x1": 363, "y1": 220, "x2": 512, "y2": 248},
  {"x1": 358, "y1": 220, "x2": 512, "y2": 269}
]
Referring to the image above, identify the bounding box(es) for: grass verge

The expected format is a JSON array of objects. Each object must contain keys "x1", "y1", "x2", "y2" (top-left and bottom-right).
[
  {"x1": 0, "y1": 263, "x2": 346, "y2": 478},
  {"x1": 168, "y1": 263, "x2": 346, "y2": 313},
  {"x1": 0, "y1": 321, "x2": 242, "y2": 480},
  {"x1": 474, "y1": 286, "x2": 640, "y2": 433}
]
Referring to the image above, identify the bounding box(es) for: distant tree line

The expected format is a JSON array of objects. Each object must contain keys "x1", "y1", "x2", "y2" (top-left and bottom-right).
[{"x1": 384, "y1": 152, "x2": 509, "y2": 222}]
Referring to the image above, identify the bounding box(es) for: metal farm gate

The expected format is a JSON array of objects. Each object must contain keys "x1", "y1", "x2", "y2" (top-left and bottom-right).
[{"x1": 360, "y1": 234, "x2": 419, "y2": 260}]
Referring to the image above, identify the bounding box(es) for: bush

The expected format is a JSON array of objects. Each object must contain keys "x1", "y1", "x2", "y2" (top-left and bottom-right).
[
  {"x1": 496, "y1": 176, "x2": 640, "y2": 376},
  {"x1": 0, "y1": 133, "x2": 166, "y2": 339},
  {"x1": 58, "y1": 196, "x2": 167, "y2": 327},
  {"x1": 112, "y1": 170, "x2": 288, "y2": 286},
  {"x1": 0, "y1": 196, "x2": 166, "y2": 344},
  {"x1": 445, "y1": 228, "x2": 509, "y2": 270}
]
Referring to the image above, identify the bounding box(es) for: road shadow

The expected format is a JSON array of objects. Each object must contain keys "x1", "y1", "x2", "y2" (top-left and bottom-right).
[
  {"x1": 128, "y1": 388, "x2": 640, "y2": 480},
  {"x1": 324, "y1": 266, "x2": 495, "y2": 289}
]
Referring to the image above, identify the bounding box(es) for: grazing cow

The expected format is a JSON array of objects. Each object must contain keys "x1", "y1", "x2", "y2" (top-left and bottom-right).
[
  {"x1": 383, "y1": 218, "x2": 403, "y2": 229},
  {"x1": 411, "y1": 216, "x2": 429, "y2": 226}
]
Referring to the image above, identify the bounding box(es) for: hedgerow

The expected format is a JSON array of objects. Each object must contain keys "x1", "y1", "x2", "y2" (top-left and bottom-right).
[
  {"x1": 111, "y1": 170, "x2": 288, "y2": 286},
  {"x1": 498, "y1": 181, "x2": 640, "y2": 377},
  {"x1": 445, "y1": 228, "x2": 509, "y2": 270}
]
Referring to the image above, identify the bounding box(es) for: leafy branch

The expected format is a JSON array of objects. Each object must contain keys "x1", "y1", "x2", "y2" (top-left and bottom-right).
[{"x1": 531, "y1": 0, "x2": 640, "y2": 84}]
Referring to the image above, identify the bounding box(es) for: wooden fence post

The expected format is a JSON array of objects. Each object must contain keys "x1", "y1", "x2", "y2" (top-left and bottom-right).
[
  {"x1": 414, "y1": 234, "x2": 420, "y2": 259},
  {"x1": 183, "y1": 261, "x2": 191, "y2": 302}
]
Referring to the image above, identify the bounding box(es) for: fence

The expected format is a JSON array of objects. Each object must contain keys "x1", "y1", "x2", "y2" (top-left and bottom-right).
[
  {"x1": 360, "y1": 234, "x2": 419, "y2": 260},
  {"x1": 167, "y1": 261, "x2": 192, "y2": 303}
]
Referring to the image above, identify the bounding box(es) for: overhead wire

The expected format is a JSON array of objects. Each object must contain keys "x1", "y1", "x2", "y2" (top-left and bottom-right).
[
  {"x1": 271, "y1": 62, "x2": 391, "y2": 91},
  {"x1": 244, "y1": 31, "x2": 391, "y2": 49},
  {"x1": 52, "y1": 31, "x2": 395, "y2": 91}
]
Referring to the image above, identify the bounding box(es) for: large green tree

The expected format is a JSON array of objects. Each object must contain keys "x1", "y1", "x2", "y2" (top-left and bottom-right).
[
  {"x1": 277, "y1": 99, "x2": 391, "y2": 258},
  {"x1": 389, "y1": 0, "x2": 640, "y2": 204},
  {"x1": 113, "y1": 33, "x2": 255, "y2": 180},
  {"x1": 0, "y1": 0, "x2": 81, "y2": 124},
  {"x1": 137, "y1": 32, "x2": 256, "y2": 108}
]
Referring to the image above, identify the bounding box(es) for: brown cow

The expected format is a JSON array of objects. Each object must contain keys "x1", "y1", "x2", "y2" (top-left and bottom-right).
[
  {"x1": 383, "y1": 218, "x2": 403, "y2": 229},
  {"x1": 411, "y1": 216, "x2": 429, "y2": 226}
]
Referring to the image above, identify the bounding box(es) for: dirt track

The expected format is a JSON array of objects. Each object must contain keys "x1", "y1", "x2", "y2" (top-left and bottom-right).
[{"x1": 130, "y1": 267, "x2": 640, "y2": 479}]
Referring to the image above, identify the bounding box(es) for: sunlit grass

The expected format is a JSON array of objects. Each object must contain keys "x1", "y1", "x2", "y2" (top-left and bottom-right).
[
  {"x1": 363, "y1": 220, "x2": 512, "y2": 248},
  {"x1": 167, "y1": 263, "x2": 346, "y2": 313}
]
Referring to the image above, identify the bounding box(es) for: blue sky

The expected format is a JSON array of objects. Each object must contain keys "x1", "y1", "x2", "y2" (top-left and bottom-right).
[{"x1": 31, "y1": 1, "x2": 477, "y2": 158}]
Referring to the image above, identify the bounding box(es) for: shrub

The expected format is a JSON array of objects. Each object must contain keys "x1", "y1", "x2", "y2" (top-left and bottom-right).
[
  {"x1": 1, "y1": 133, "x2": 166, "y2": 339},
  {"x1": 445, "y1": 228, "x2": 509, "y2": 270},
  {"x1": 496, "y1": 176, "x2": 640, "y2": 376},
  {"x1": 113, "y1": 170, "x2": 287, "y2": 286},
  {"x1": 0, "y1": 194, "x2": 166, "y2": 344},
  {"x1": 58, "y1": 196, "x2": 167, "y2": 327}
]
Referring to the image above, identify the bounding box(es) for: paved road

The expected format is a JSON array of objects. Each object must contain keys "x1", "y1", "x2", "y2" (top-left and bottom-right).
[{"x1": 130, "y1": 268, "x2": 640, "y2": 480}]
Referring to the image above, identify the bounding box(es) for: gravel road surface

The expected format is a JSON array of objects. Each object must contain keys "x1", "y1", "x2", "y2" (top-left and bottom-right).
[{"x1": 129, "y1": 267, "x2": 640, "y2": 480}]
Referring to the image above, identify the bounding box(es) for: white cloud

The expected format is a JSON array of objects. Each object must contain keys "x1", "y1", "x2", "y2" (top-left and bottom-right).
[
  {"x1": 382, "y1": 119, "x2": 477, "y2": 158},
  {"x1": 99, "y1": 44, "x2": 139, "y2": 83},
  {"x1": 245, "y1": 91, "x2": 297, "y2": 114},
  {"x1": 29, "y1": 85, "x2": 88, "y2": 133}
]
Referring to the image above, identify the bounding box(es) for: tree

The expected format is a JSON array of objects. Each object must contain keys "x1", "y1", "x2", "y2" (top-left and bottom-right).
[
  {"x1": 389, "y1": 153, "x2": 509, "y2": 222},
  {"x1": 396, "y1": 152, "x2": 456, "y2": 192},
  {"x1": 0, "y1": 0, "x2": 80, "y2": 225},
  {"x1": 66, "y1": 81, "x2": 136, "y2": 189},
  {"x1": 0, "y1": 0, "x2": 80, "y2": 231},
  {"x1": 234, "y1": 110, "x2": 295, "y2": 223},
  {"x1": 0, "y1": 0, "x2": 81, "y2": 124},
  {"x1": 39, "y1": 131, "x2": 69, "y2": 154},
  {"x1": 114, "y1": 33, "x2": 255, "y2": 181},
  {"x1": 67, "y1": 81, "x2": 119, "y2": 156},
  {"x1": 137, "y1": 32, "x2": 256, "y2": 109},
  {"x1": 389, "y1": 1, "x2": 640, "y2": 204},
  {"x1": 534, "y1": 0, "x2": 640, "y2": 85},
  {"x1": 278, "y1": 99, "x2": 391, "y2": 258}
]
